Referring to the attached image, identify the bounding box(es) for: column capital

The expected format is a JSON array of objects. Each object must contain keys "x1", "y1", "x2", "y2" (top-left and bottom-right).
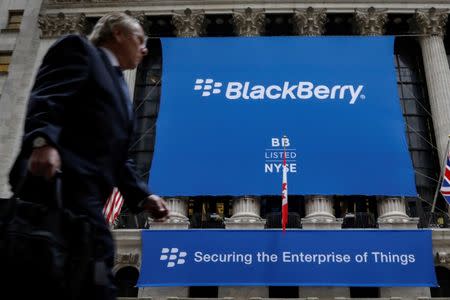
[
  {"x1": 233, "y1": 7, "x2": 265, "y2": 37},
  {"x1": 38, "y1": 12, "x2": 87, "y2": 39},
  {"x1": 354, "y1": 7, "x2": 388, "y2": 36},
  {"x1": 436, "y1": 252, "x2": 450, "y2": 267},
  {"x1": 125, "y1": 10, "x2": 150, "y2": 34},
  {"x1": 412, "y1": 7, "x2": 449, "y2": 37},
  {"x1": 293, "y1": 7, "x2": 327, "y2": 36},
  {"x1": 172, "y1": 8, "x2": 205, "y2": 37}
]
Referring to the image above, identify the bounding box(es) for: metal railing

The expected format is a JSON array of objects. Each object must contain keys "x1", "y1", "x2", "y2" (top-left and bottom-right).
[
  {"x1": 114, "y1": 210, "x2": 450, "y2": 229},
  {"x1": 114, "y1": 213, "x2": 148, "y2": 229},
  {"x1": 342, "y1": 212, "x2": 377, "y2": 229},
  {"x1": 418, "y1": 212, "x2": 450, "y2": 228}
]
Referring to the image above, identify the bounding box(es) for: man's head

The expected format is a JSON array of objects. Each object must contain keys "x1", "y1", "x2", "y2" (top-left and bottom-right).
[{"x1": 89, "y1": 12, "x2": 148, "y2": 70}]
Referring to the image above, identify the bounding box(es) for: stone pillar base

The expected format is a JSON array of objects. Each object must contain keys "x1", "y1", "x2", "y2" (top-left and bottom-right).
[
  {"x1": 148, "y1": 219, "x2": 190, "y2": 229},
  {"x1": 224, "y1": 217, "x2": 266, "y2": 229},
  {"x1": 377, "y1": 216, "x2": 419, "y2": 229},
  {"x1": 380, "y1": 287, "x2": 430, "y2": 300},
  {"x1": 220, "y1": 287, "x2": 268, "y2": 300},
  {"x1": 301, "y1": 287, "x2": 349, "y2": 300},
  {"x1": 138, "y1": 287, "x2": 188, "y2": 300},
  {"x1": 301, "y1": 217, "x2": 343, "y2": 229}
]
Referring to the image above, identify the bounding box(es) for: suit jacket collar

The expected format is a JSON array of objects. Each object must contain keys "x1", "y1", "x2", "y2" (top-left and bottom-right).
[
  {"x1": 99, "y1": 47, "x2": 120, "y2": 68},
  {"x1": 96, "y1": 47, "x2": 133, "y2": 123}
]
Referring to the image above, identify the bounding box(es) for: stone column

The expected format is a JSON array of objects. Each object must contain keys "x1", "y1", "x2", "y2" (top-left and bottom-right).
[
  {"x1": 296, "y1": 7, "x2": 346, "y2": 300},
  {"x1": 147, "y1": 8, "x2": 206, "y2": 232},
  {"x1": 377, "y1": 196, "x2": 419, "y2": 229},
  {"x1": 354, "y1": 7, "x2": 418, "y2": 229},
  {"x1": 0, "y1": 10, "x2": 83, "y2": 198},
  {"x1": 147, "y1": 9, "x2": 205, "y2": 234},
  {"x1": 140, "y1": 8, "x2": 206, "y2": 300},
  {"x1": 354, "y1": 8, "x2": 425, "y2": 300},
  {"x1": 232, "y1": 7, "x2": 265, "y2": 37},
  {"x1": 375, "y1": 186, "x2": 426, "y2": 289},
  {"x1": 38, "y1": 12, "x2": 87, "y2": 39},
  {"x1": 302, "y1": 196, "x2": 342, "y2": 229},
  {"x1": 293, "y1": 7, "x2": 327, "y2": 36},
  {"x1": 224, "y1": 8, "x2": 266, "y2": 231},
  {"x1": 301, "y1": 199, "x2": 348, "y2": 297},
  {"x1": 148, "y1": 197, "x2": 190, "y2": 230},
  {"x1": 354, "y1": 7, "x2": 387, "y2": 36},
  {"x1": 220, "y1": 9, "x2": 267, "y2": 300},
  {"x1": 292, "y1": 8, "x2": 342, "y2": 234},
  {"x1": 413, "y1": 8, "x2": 450, "y2": 163},
  {"x1": 224, "y1": 196, "x2": 265, "y2": 229},
  {"x1": 172, "y1": 8, "x2": 205, "y2": 37}
]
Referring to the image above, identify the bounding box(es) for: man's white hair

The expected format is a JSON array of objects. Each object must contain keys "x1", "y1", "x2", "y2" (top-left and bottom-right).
[{"x1": 89, "y1": 12, "x2": 140, "y2": 46}]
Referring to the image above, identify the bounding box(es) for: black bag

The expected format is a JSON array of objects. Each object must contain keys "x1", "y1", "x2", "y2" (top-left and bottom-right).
[{"x1": 0, "y1": 174, "x2": 93, "y2": 299}]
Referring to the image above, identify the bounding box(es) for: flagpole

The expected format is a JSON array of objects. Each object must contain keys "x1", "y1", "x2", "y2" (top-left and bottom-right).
[
  {"x1": 281, "y1": 134, "x2": 288, "y2": 232},
  {"x1": 430, "y1": 135, "x2": 450, "y2": 215}
]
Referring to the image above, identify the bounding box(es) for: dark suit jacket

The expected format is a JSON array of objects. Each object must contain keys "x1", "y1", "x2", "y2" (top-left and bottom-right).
[{"x1": 9, "y1": 34, "x2": 149, "y2": 215}]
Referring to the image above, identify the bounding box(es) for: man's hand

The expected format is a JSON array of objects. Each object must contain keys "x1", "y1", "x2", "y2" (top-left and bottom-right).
[
  {"x1": 28, "y1": 145, "x2": 62, "y2": 180},
  {"x1": 142, "y1": 194, "x2": 169, "y2": 221}
]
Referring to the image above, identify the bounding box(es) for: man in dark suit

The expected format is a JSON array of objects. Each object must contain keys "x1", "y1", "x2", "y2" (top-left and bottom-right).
[{"x1": 9, "y1": 13, "x2": 169, "y2": 299}]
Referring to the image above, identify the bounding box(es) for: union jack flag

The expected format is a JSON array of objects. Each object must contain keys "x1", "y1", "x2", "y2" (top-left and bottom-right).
[
  {"x1": 103, "y1": 187, "x2": 124, "y2": 225},
  {"x1": 440, "y1": 153, "x2": 450, "y2": 205}
]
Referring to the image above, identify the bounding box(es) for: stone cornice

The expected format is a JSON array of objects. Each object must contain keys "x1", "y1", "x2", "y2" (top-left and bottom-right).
[
  {"x1": 114, "y1": 253, "x2": 141, "y2": 268},
  {"x1": 38, "y1": 12, "x2": 87, "y2": 38},
  {"x1": 293, "y1": 7, "x2": 327, "y2": 36},
  {"x1": 43, "y1": 0, "x2": 450, "y2": 14},
  {"x1": 354, "y1": 7, "x2": 388, "y2": 36}
]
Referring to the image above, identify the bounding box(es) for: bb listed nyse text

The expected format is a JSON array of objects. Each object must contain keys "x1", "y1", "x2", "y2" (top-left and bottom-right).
[{"x1": 265, "y1": 137, "x2": 297, "y2": 173}]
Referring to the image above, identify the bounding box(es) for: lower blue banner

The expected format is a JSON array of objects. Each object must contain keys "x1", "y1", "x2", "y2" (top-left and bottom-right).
[{"x1": 138, "y1": 230, "x2": 436, "y2": 287}]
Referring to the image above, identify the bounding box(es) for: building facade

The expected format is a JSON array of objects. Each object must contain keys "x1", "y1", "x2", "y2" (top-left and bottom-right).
[{"x1": 1, "y1": 0, "x2": 450, "y2": 299}]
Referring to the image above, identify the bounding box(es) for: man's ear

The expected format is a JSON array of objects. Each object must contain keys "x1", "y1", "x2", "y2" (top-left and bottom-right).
[{"x1": 112, "y1": 27, "x2": 125, "y2": 43}]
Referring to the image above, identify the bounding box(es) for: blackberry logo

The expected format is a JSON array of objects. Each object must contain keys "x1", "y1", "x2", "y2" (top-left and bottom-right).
[
  {"x1": 160, "y1": 248, "x2": 187, "y2": 268},
  {"x1": 194, "y1": 79, "x2": 222, "y2": 97},
  {"x1": 193, "y1": 79, "x2": 365, "y2": 104}
]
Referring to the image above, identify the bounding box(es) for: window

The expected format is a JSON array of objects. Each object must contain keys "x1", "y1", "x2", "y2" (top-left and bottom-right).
[
  {"x1": 0, "y1": 53, "x2": 12, "y2": 74},
  {"x1": 2, "y1": 10, "x2": 23, "y2": 32}
]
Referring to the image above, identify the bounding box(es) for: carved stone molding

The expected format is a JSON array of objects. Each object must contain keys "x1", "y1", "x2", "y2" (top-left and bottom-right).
[
  {"x1": 115, "y1": 253, "x2": 140, "y2": 267},
  {"x1": 125, "y1": 10, "x2": 145, "y2": 26},
  {"x1": 172, "y1": 8, "x2": 205, "y2": 37},
  {"x1": 233, "y1": 7, "x2": 265, "y2": 37},
  {"x1": 124, "y1": 10, "x2": 151, "y2": 34},
  {"x1": 38, "y1": 12, "x2": 87, "y2": 39},
  {"x1": 354, "y1": 7, "x2": 388, "y2": 36},
  {"x1": 412, "y1": 7, "x2": 449, "y2": 36},
  {"x1": 293, "y1": 7, "x2": 327, "y2": 36},
  {"x1": 435, "y1": 252, "x2": 450, "y2": 266}
]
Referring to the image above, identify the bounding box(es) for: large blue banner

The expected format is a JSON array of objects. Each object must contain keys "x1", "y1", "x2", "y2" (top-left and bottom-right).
[
  {"x1": 138, "y1": 230, "x2": 436, "y2": 287},
  {"x1": 149, "y1": 37, "x2": 416, "y2": 196}
]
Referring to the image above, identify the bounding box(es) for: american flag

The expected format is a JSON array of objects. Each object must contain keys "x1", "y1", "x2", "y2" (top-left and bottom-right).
[
  {"x1": 103, "y1": 187, "x2": 124, "y2": 225},
  {"x1": 440, "y1": 153, "x2": 450, "y2": 205},
  {"x1": 281, "y1": 148, "x2": 288, "y2": 232}
]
